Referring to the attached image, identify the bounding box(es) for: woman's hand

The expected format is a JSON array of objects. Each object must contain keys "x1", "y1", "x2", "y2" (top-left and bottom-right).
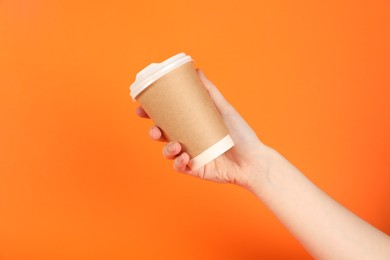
[
  {"x1": 135, "y1": 69, "x2": 271, "y2": 188},
  {"x1": 136, "y1": 68, "x2": 390, "y2": 259}
]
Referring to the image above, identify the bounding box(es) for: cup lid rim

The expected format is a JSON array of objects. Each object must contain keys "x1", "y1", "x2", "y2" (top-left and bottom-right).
[{"x1": 130, "y1": 53, "x2": 193, "y2": 100}]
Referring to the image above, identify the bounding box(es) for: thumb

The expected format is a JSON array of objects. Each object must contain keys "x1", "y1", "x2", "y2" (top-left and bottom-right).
[{"x1": 196, "y1": 69, "x2": 234, "y2": 116}]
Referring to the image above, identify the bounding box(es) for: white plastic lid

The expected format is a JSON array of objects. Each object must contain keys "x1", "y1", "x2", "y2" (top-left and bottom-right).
[{"x1": 130, "y1": 53, "x2": 193, "y2": 100}]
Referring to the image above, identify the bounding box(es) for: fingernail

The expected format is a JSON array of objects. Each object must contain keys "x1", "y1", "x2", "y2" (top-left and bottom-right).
[{"x1": 168, "y1": 143, "x2": 176, "y2": 153}]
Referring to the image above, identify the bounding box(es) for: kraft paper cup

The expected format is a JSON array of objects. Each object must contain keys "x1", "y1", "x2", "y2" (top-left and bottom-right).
[{"x1": 130, "y1": 53, "x2": 234, "y2": 170}]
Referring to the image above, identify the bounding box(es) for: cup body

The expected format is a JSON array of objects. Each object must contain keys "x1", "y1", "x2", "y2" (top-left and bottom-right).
[{"x1": 131, "y1": 53, "x2": 234, "y2": 169}]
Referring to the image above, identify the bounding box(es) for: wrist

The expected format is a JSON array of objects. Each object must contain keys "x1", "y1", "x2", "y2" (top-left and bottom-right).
[{"x1": 243, "y1": 144, "x2": 279, "y2": 193}]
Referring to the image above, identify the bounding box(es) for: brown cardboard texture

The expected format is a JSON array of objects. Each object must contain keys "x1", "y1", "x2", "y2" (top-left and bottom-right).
[{"x1": 137, "y1": 62, "x2": 229, "y2": 158}]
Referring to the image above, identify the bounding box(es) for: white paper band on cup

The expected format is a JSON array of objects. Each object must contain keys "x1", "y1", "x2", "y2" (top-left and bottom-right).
[
  {"x1": 188, "y1": 135, "x2": 235, "y2": 170},
  {"x1": 130, "y1": 53, "x2": 193, "y2": 100}
]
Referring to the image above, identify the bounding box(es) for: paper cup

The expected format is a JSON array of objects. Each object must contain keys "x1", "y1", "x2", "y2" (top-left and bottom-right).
[{"x1": 130, "y1": 53, "x2": 234, "y2": 170}]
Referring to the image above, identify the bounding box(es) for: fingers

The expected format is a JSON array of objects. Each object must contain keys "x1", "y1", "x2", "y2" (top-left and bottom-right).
[
  {"x1": 163, "y1": 143, "x2": 192, "y2": 173},
  {"x1": 196, "y1": 69, "x2": 234, "y2": 115},
  {"x1": 162, "y1": 141, "x2": 182, "y2": 159},
  {"x1": 136, "y1": 106, "x2": 191, "y2": 173},
  {"x1": 136, "y1": 107, "x2": 167, "y2": 141},
  {"x1": 174, "y1": 152, "x2": 191, "y2": 173},
  {"x1": 135, "y1": 106, "x2": 149, "y2": 118},
  {"x1": 149, "y1": 126, "x2": 167, "y2": 142}
]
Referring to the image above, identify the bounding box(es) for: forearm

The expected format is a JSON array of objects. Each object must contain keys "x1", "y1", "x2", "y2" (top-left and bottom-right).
[{"x1": 248, "y1": 147, "x2": 390, "y2": 259}]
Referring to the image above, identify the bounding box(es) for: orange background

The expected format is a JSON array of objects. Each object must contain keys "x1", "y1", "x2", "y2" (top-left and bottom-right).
[{"x1": 1, "y1": 0, "x2": 389, "y2": 259}]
